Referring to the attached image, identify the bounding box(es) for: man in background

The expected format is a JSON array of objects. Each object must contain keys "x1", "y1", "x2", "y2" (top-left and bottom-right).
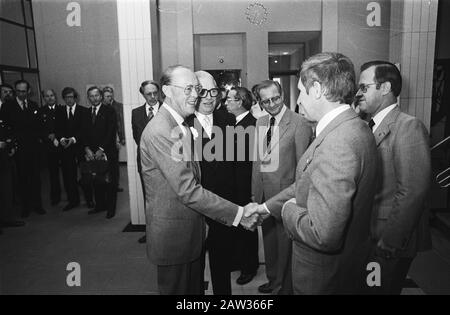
[
  {"x1": 252, "y1": 80, "x2": 312, "y2": 294},
  {"x1": 39, "y1": 89, "x2": 61, "y2": 206},
  {"x1": 132, "y1": 80, "x2": 161, "y2": 244},
  {"x1": 0, "y1": 80, "x2": 45, "y2": 218},
  {"x1": 356, "y1": 60, "x2": 432, "y2": 294},
  {"x1": 103, "y1": 86, "x2": 125, "y2": 193},
  {"x1": 83, "y1": 86, "x2": 118, "y2": 219}
]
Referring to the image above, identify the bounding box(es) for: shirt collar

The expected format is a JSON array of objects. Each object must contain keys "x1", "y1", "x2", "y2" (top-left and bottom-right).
[
  {"x1": 268, "y1": 105, "x2": 287, "y2": 126},
  {"x1": 195, "y1": 111, "x2": 213, "y2": 122},
  {"x1": 67, "y1": 103, "x2": 77, "y2": 111},
  {"x1": 316, "y1": 105, "x2": 350, "y2": 137},
  {"x1": 235, "y1": 111, "x2": 250, "y2": 125},
  {"x1": 371, "y1": 103, "x2": 397, "y2": 133},
  {"x1": 163, "y1": 103, "x2": 187, "y2": 135}
]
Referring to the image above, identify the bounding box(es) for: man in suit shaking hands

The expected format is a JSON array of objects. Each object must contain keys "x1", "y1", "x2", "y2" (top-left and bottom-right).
[
  {"x1": 139, "y1": 65, "x2": 261, "y2": 295},
  {"x1": 249, "y1": 53, "x2": 378, "y2": 294},
  {"x1": 356, "y1": 61, "x2": 431, "y2": 294}
]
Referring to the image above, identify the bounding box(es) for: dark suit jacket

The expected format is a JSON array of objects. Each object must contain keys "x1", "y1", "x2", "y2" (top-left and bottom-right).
[
  {"x1": 111, "y1": 100, "x2": 125, "y2": 143},
  {"x1": 234, "y1": 112, "x2": 256, "y2": 206},
  {"x1": 83, "y1": 104, "x2": 117, "y2": 158},
  {"x1": 266, "y1": 108, "x2": 378, "y2": 294},
  {"x1": 370, "y1": 106, "x2": 432, "y2": 257},
  {"x1": 132, "y1": 103, "x2": 159, "y2": 172},
  {"x1": 39, "y1": 105, "x2": 59, "y2": 149},
  {"x1": 0, "y1": 98, "x2": 41, "y2": 154},
  {"x1": 55, "y1": 104, "x2": 89, "y2": 156}
]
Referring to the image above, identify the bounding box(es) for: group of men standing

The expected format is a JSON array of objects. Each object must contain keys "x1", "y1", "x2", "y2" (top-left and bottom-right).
[
  {"x1": 0, "y1": 82, "x2": 122, "y2": 231},
  {"x1": 138, "y1": 52, "x2": 431, "y2": 295}
]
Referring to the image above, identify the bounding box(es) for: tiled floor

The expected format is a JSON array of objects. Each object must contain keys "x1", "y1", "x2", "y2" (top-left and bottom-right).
[{"x1": 0, "y1": 166, "x2": 449, "y2": 294}]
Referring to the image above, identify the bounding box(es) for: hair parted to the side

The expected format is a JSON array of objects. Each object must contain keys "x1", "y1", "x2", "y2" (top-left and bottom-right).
[
  {"x1": 360, "y1": 60, "x2": 402, "y2": 97},
  {"x1": 230, "y1": 86, "x2": 253, "y2": 111},
  {"x1": 300, "y1": 52, "x2": 356, "y2": 105},
  {"x1": 87, "y1": 85, "x2": 103, "y2": 96},
  {"x1": 255, "y1": 80, "x2": 283, "y2": 99}
]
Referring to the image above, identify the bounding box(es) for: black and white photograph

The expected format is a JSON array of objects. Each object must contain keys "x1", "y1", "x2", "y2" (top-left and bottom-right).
[{"x1": 1, "y1": 0, "x2": 450, "y2": 298}]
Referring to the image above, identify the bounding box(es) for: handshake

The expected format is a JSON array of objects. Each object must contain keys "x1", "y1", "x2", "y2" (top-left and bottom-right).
[{"x1": 239, "y1": 203, "x2": 271, "y2": 231}]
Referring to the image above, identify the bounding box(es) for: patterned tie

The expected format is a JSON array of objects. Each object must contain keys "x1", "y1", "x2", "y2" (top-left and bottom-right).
[
  {"x1": 266, "y1": 116, "x2": 276, "y2": 148},
  {"x1": 147, "y1": 106, "x2": 154, "y2": 122},
  {"x1": 368, "y1": 119, "x2": 375, "y2": 131}
]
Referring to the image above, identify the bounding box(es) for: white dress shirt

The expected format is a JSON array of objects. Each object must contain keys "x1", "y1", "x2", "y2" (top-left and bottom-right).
[
  {"x1": 146, "y1": 102, "x2": 160, "y2": 118},
  {"x1": 62, "y1": 104, "x2": 77, "y2": 144},
  {"x1": 251, "y1": 103, "x2": 268, "y2": 119},
  {"x1": 371, "y1": 103, "x2": 397, "y2": 133},
  {"x1": 163, "y1": 102, "x2": 244, "y2": 226},
  {"x1": 195, "y1": 111, "x2": 213, "y2": 138},
  {"x1": 315, "y1": 105, "x2": 350, "y2": 137},
  {"x1": 235, "y1": 111, "x2": 250, "y2": 125}
]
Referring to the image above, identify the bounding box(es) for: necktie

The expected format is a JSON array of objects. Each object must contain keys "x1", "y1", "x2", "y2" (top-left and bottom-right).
[
  {"x1": 147, "y1": 106, "x2": 154, "y2": 122},
  {"x1": 266, "y1": 116, "x2": 276, "y2": 148},
  {"x1": 91, "y1": 107, "x2": 97, "y2": 124},
  {"x1": 368, "y1": 119, "x2": 375, "y2": 131},
  {"x1": 69, "y1": 108, "x2": 74, "y2": 120}
]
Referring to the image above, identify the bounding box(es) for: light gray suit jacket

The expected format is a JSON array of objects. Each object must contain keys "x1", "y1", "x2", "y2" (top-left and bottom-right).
[
  {"x1": 140, "y1": 105, "x2": 239, "y2": 266},
  {"x1": 370, "y1": 106, "x2": 432, "y2": 257},
  {"x1": 266, "y1": 108, "x2": 378, "y2": 294},
  {"x1": 252, "y1": 107, "x2": 312, "y2": 203}
]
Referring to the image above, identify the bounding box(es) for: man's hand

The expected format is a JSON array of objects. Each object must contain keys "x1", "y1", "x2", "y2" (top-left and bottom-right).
[
  {"x1": 120, "y1": 139, "x2": 126, "y2": 146},
  {"x1": 48, "y1": 133, "x2": 55, "y2": 142},
  {"x1": 239, "y1": 203, "x2": 261, "y2": 231},
  {"x1": 244, "y1": 203, "x2": 271, "y2": 222},
  {"x1": 375, "y1": 239, "x2": 397, "y2": 259},
  {"x1": 65, "y1": 137, "x2": 75, "y2": 148},
  {"x1": 60, "y1": 138, "x2": 68, "y2": 148},
  {"x1": 94, "y1": 149, "x2": 104, "y2": 160},
  {"x1": 85, "y1": 147, "x2": 94, "y2": 161}
]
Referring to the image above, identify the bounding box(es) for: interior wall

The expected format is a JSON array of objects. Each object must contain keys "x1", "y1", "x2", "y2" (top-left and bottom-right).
[
  {"x1": 159, "y1": 0, "x2": 322, "y2": 89},
  {"x1": 33, "y1": 0, "x2": 122, "y2": 108}
]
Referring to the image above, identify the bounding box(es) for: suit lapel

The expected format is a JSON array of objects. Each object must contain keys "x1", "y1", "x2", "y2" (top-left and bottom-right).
[
  {"x1": 373, "y1": 106, "x2": 400, "y2": 146},
  {"x1": 262, "y1": 109, "x2": 291, "y2": 161},
  {"x1": 297, "y1": 108, "x2": 359, "y2": 174}
]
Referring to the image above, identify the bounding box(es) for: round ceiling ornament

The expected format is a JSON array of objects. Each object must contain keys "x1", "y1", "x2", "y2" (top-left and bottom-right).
[{"x1": 246, "y1": 2, "x2": 268, "y2": 26}]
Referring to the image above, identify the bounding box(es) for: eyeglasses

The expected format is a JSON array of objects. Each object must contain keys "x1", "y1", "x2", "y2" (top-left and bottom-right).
[
  {"x1": 198, "y1": 88, "x2": 220, "y2": 98},
  {"x1": 170, "y1": 84, "x2": 202, "y2": 96},
  {"x1": 260, "y1": 95, "x2": 282, "y2": 107},
  {"x1": 358, "y1": 83, "x2": 379, "y2": 93},
  {"x1": 226, "y1": 97, "x2": 241, "y2": 102}
]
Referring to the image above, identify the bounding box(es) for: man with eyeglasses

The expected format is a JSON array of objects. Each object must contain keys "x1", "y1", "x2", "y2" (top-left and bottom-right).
[
  {"x1": 0, "y1": 80, "x2": 46, "y2": 218},
  {"x1": 139, "y1": 65, "x2": 262, "y2": 295},
  {"x1": 185, "y1": 71, "x2": 240, "y2": 294},
  {"x1": 251, "y1": 80, "x2": 312, "y2": 294},
  {"x1": 356, "y1": 61, "x2": 431, "y2": 294},
  {"x1": 132, "y1": 80, "x2": 161, "y2": 244}
]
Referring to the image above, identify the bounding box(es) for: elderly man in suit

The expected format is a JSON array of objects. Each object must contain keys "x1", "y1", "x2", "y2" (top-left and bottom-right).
[
  {"x1": 250, "y1": 52, "x2": 378, "y2": 294},
  {"x1": 356, "y1": 61, "x2": 431, "y2": 294},
  {"x1": 55, "y1": 87, "x2": 89, "y2": 211},
  {"x1": 82, "y1": 86, "x2": 118, "y2": 219},
  {"x1": 140, "y1": 65, "x2": 260, "y2": 295},
  {"x1": 185, "y1": 70, "x2": 238, "y2": 294},
  {"x1": 0, "y1": 80, "x2": 46, "y2": 217},
  {"x1": 252, "y1": 80, "x2": 312, "y2": 294},
  {"x1": 132, "y1": 80, "x2": 161, "y2": 244}
]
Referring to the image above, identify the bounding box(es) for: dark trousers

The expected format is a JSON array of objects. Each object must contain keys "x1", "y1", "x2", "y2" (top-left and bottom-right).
[
  {"x1": 366, "y1": 243, "x2": 414, "y2": 295},
  {"x1": 262, "y1": 215, "x2": 293, "y2": 294},
  {"x1": 0, "y1": 150, "x2": 15, "y2": 221},
  {"x1": 236, "y1": 226, "x2": 259, "y2": 275},
  {"x1": 45, "y1": 146, "x2": 61, "y2": 203},
  {"x1": 157, "y1": 255, "x2": 205, "y2": 295},
  {"x1": 14, "y1": 148, "x2": 42, "y2": 214},
  {"x1": 61, "y1": 149, "x2": 80, "y2": 204}
]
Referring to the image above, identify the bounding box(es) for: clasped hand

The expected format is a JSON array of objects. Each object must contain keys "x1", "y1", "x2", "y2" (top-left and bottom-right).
[{"x1": 239, "y1": 203, "x2": 271, "y2": 231}]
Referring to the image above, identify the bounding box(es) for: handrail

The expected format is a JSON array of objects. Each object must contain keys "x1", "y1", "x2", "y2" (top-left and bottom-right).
[
  {"x1": 436, "y1": 167, "x2": 450, "y2": 188},
  {"x1": 431, "y1": 136, "x2": 450, "y2": 151}
]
